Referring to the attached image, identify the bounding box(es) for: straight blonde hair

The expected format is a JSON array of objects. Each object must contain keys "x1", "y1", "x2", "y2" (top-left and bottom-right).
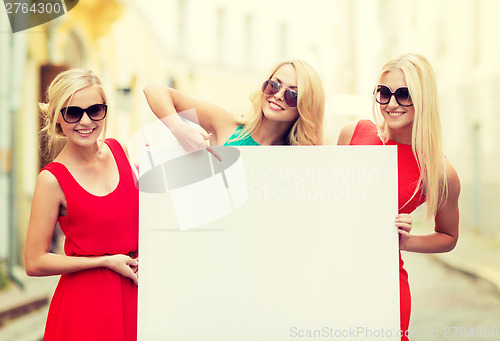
[
  {"x1": 236, "y1": 60, "x2": 325, "y2": 145},
  {"x1": 373, "y1": 53, "x2": 447, "y2": 219},
  {"x1": 39, "y1": 69, "x2": 107, "y2": 160}
]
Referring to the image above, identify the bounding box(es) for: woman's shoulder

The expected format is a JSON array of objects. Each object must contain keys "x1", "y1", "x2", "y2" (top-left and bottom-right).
[
  {"x1": 444, "y1": 157, "x2": 461, "y2": 198},
  {"x1": 102, "y1": 138, "x2": 136, "y2": 166},
  {"x1": 39, "y1": 166, "x2": 59, "y2": 182},
  {"x1": 337, "y1": 119, "x2": 375, "y2": 145},
  {"x1": 37, "y1": 167, "x2": 65, "y2": 198}
]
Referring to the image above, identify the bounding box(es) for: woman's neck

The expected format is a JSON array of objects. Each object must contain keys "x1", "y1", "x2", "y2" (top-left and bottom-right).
[
  {"x1": 387, "y1": 126, "x2": 412, "y2": 145},
  {"x1": 252, "y1": 119, "x2": 293, "y2": 146},
  {"x1": 57, "y1": 141, "x2": 102, "y2": 165}
]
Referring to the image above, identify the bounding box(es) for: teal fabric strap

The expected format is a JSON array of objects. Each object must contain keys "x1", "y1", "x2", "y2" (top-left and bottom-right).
[{"x1": 224, "y1": 125, "x2": 260, "y2": 146}]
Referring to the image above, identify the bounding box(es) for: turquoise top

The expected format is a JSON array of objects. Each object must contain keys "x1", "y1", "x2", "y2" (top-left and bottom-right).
[{"x1": 224, "y1": 125, "x2": 260, "y2": 146}]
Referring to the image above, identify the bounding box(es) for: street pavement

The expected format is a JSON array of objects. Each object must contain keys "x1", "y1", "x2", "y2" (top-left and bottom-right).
[
  {"x1": 0, "y1": 307, "x2": 47, "y2": 341},
  {"x1": 405, "y1": 251, "x2": 500, "y2": 340},
  {"x1": 0, "y1": 273, "x2": 57, "y2": 341}
]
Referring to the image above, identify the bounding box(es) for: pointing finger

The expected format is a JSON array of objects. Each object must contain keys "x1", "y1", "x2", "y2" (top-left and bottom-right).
[{"x1": 206, "y1": 146, "x2": 222, "y2": 162}]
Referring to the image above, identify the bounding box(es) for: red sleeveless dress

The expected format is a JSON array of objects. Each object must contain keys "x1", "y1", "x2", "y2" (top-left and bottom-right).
[
  {"x1": 349, "y1": 120, "x2": 425, "y2": 341},
  {"x1": 41, "y1": 138, "x2": 139, "y2": 341}
]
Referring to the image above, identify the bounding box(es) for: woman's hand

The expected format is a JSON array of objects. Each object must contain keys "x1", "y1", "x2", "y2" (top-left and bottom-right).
[
  {"x1": 164, "y1": 115, "x2": 222, "y2": 161},
  {"x1": 144, "y1": 84, "x2": 228, "y2": 160},
  {"x1": 395, "y1": 213, "x2": 412, "y2": 250},
  {"x1": 131, "y1": 257, "x2": 139, "y2": 278},
  {"x1": 104, "y1": 254, "x2": 139, "y2": 286},
  {"x1": 168, "y1": 116, "x2": 211, "y2": 151}
]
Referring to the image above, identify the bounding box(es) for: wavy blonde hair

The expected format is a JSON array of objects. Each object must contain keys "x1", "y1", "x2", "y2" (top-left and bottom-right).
[
  {"x1": 372, "y1": 53, "x2": 447, "y2": 219},
  {"x1": 39, "y1": 69, "x2": 107, "y2": 160},
  {"x1": 236, "y1": 60, "x2": 325, "y2": 145}
]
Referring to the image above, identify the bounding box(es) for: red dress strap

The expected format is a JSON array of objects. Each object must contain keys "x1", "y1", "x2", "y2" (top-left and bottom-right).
[
  {"x1": 105, "y1": 138, "x2": 137, "y2": 189},
  {"x1": 40, "y1": 161, "x2": 73, "y2": 189},
  {"x1": 350, "y1": 119, "x2": 383, "y2": 145}
]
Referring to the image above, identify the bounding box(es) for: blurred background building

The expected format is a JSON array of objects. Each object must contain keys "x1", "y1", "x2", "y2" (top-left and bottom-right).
[{"x1": 1, "y1": 0, "x2": 499, "y2": 291}]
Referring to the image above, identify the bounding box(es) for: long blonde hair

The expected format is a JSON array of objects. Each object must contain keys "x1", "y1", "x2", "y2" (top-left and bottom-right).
[
  {"x1": 39, "y1": 69, "x2": 107, "y2": 160},
  {"x1": 373, "y1": 53, "x2": 447, "y2": 219},
  {"x1": 236, "y1": 60, "x2": 325, "y2": 145}
]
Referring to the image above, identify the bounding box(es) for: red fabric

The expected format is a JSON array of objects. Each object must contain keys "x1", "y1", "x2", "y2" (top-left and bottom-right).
[
  {"x1": 41, "y1": 138, "x2": 138, "y2": 341},
  {"x1": 350, "y1": 120, "x2": 425, "y2": 341}
]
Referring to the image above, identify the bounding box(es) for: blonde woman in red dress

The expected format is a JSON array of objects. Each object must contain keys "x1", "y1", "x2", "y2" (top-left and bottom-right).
[
  {"x1": 338, "y1": 53, "x2": 460, "y2": 341},
  {"x1": 25, "y1": 69, "x2": 139, "y2": 341}
]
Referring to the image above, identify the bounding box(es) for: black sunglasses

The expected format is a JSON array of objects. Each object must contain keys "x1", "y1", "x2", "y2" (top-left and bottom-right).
[
  {"x1": 375, "y1": 85, "x2": 413, "y2": 107},
  {"x1": 262, "y1": 79, "x2": 298, "y2": 108},
  {"x1": 60, "y1": 104, "x2": 108, "y2": 124}
]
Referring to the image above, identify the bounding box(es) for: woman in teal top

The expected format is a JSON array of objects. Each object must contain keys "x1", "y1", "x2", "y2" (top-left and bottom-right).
[{"x1": 144, "y1": 60, "x2": 325, "y2": 157}]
